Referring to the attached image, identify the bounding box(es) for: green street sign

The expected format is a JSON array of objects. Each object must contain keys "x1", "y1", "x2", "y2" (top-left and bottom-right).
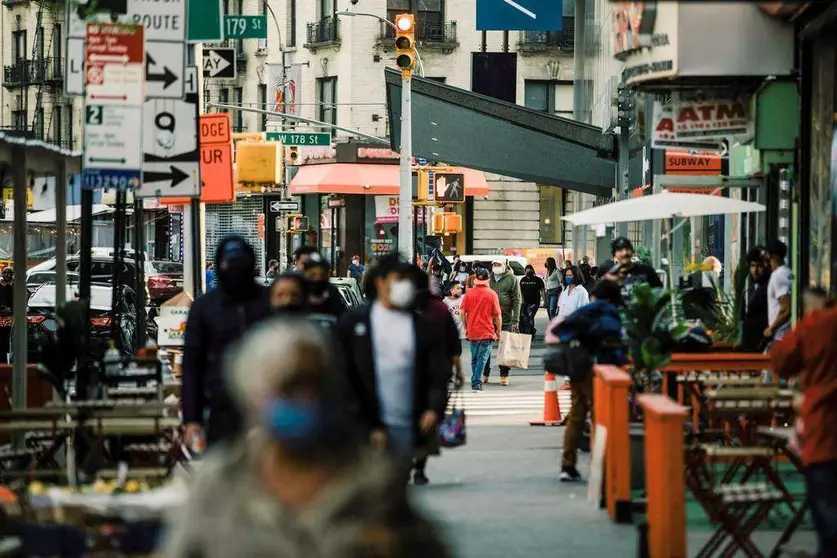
[
  {"x1": 224, "y1": 15, "x2": 268, "y2": 39},
  {"x1": 267, "y1": 132, "x2": 332, "y2": 147},
  {"x1": 188, "y1": 0, "x2": 223, "y2": 42}
]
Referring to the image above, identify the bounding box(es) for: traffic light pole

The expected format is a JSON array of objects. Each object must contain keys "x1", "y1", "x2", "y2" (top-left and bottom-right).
[{"x1": 398, "y1": 73, "x2": 413, "y2": 261}]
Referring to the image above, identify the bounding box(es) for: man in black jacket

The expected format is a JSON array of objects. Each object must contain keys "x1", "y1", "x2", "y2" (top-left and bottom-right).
[
  {"x1": 337, "y1": 254, "x2": 449, "y2": 472},
  {"x1": 740, "y1": 246, "x2": 770, "y2": 352},
  {"x1": 182, "y1": 237, "x2": 271, "y2": 447}
]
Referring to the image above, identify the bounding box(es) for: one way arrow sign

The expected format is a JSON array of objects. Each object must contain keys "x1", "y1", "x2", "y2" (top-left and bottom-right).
[
  {"x1": 145, "y1": 42, "x2": 185, "y2": 99},
  {"x1": 203, "y1": 48, "x2": 236, "y2": 79}
]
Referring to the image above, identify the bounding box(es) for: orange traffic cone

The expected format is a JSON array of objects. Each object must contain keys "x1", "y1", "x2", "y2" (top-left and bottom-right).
[{"x1": 530, "y1": 372, "x2": 563, "y2": 427}]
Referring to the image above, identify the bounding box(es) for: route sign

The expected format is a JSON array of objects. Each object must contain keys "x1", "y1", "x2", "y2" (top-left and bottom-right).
[
  {"x1": 202, "y1": 48, "x2": 236, "y2": 79},
  {"x1": 266, "y1": 132, "x2": 331, "y2": 146},
  {"x1": 224, "y1": 15, "x2": 268, "y2": 39},
  {"x1": 476, "y1": 0, "x2": 564, "y2": 31},
  {"x1": 85, "y1": 23, "x2": 145, "y2": 105},
  {"x1": 83, "y1": 105, "x2": 143, "y2": 190},
  {"x1": 188, "y1": 0, "x2": 224, "y2": 42},
  {"x1": 139, "y1": 67, "x2": 201, "y2": 198}
]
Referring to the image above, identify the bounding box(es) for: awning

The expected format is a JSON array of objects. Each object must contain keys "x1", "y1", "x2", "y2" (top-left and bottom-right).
[
  {"x1": 288, "y1": 163, "x2": 490, "y2": 196},
  {"x1": 13, "y1": 204, "x2": 114, "y2": 223},
  {"x1": 384, "y1": 68, "x2": 616, "y2": 197}
]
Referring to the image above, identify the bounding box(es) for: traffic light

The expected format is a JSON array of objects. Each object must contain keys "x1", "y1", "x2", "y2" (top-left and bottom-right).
[
  {"x1": 435, "y1": 173, "x2": 465, "y2": 203},
  {"x1": 394, "y1": 14, "x2": 416, "y2": 73},
  {"x1": 286, "y1": 146, "x2": 299, "y2": 165}
]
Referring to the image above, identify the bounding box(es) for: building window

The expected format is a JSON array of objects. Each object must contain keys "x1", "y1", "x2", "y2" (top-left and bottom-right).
[
  {"x1": 317, "y1": 76, "x2": 337, "y2": 128},
  {"x1": 524, "y1": 80, "x2": 552, "y2": 113},
  {"x1": 233, "y1": 87, "x2": 243, "y2": 130},
  {"x1": 218, "y1": 88, "x2": 229, "y2": 111},
  {"x1": 386, "y1": 0, "x2": 410, "y2": 25},
  {"x1": 418, "y1": 0, "x2": 444, "y2": 28},
  {"x1": 65, "y1": 104, "x2": 74, "y2": 148},
  {"x1": 539, "y1": 186, "x2": 565, "y2": 244},
  {"x1": 555, "y1": 83, "x2": 573, "y2": 118},
  {"x1": 320, "y1": 0, "x2": 334, "y2": 20},
  {"x1": 288, "y1": 0, "x2": 296, "y2": 46},
  {"x1": 13, "y1": 31, "x2": 27, "y2": 62},
  {"x1": 52, "y1": 25, "x2": 62, "y2": 61},
  {"x1": 258, "y1": 84, "x2": 267, "y2": 131},
  {"x1": 426, "y1": 77, "x2": 446, "y2": 83},
  {"x1": 52, "y1": 106, "x2": 62, "y2": 145},
  {"x1": 12, "y1": 110, "x2": 26, "y2": 131}
]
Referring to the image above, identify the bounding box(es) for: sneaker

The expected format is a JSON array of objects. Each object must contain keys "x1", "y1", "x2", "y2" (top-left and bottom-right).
[
  {"x1": 413, "y1": 471, "x2": 429, "y2": 486},
  {"x1": 559, "y1": 466, "x2": 583, "y2": 483},
  {"x1": 472, "y1": 384, "x2": 483, "y2": 392},
  {"x1": 500, "y1": 377, "x2": 510, "y2": 386},
  {"x1": 482, "y1": 374, "x2": 490, "y2": 385}
]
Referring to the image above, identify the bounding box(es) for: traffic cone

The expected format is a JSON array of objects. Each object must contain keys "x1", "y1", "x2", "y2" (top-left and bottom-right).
[{"x1": 530, "y1": 372, "x2": 563, "y2": 426}]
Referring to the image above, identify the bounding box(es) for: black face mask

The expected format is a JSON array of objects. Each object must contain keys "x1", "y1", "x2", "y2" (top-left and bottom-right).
[{"x1": 310, "y1": 280, "x2": 329, "y2": 297}]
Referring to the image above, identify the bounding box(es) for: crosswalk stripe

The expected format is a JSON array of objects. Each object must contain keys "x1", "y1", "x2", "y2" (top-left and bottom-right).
[{"x1": 445, "y1": 390, "x2": 573, "y2": 417}]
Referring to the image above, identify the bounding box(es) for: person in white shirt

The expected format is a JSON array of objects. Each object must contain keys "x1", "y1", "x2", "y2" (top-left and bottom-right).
[
  {"x1": 765, "y1": 239, "x2": 792, "y2": 345},
  {"x1": 443, "y1": 281, "x2": 468, "y2": 379},
  {"x1": 556, "y1": 266, "x2": 590, "y2": 321}
]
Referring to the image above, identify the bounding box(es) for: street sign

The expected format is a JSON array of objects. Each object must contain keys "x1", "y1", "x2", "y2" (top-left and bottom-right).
[
  {"x1": 199, "y1": 113, "x2": 234, "y2": 203},
  {"x1": 85, "y1": 23, "x2": 145, "y2": 105},
  {"x1": 200, "y1": 113, "x2": 232, "y2": 145},
  {"x1": 66, "y1": 0, "x2": 187, "y2": 99},
  {"x1": 266, "y1": 132, "x2": 331, "y2": 146},
  {"x1": 435, "y1": 173, "x2": 465, "y2": 203},
  {"x1": 138, "y1": 67, "x2": 201, "y2": 199},
  {"x1": 270, "y1": 200, "x2": 300, "y2": 212},
  {"x1": 202, "y1": 48, "x2": 236, "y2": 79},
  {"x1": 83, "y1": 105, "x2": 143, "y2": 190},
  {"x1": 188, "y1": 0, "x2": 223, "y2": 42},
  {"x1": 224, "y1": 15, "x2": 268, "y2": 39},
  {"x1": 476, "y1": 0, "x2": 564, "y2": 31}
]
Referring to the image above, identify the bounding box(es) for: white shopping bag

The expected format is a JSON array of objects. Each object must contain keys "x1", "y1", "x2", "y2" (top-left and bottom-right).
[{"x1": 497, "y1": 331, "x2": 532, "y2": 369}]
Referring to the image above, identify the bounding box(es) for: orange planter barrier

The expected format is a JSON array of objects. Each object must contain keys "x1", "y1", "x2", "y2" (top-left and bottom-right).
[
  {"x1": 594, "y1": 364, "x2": 634, "y2": 523},
  {"x1": 638, "y1": 394, "x2": 689, "y2": 558}
]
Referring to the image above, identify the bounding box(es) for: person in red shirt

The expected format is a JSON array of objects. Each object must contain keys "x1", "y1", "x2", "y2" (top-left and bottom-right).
[
  {"x1": 460, "y1": 267, "x2": 502, "y2": 391},
  {"x1": 771, "y1": 306, "x2": 837, "y2": 556}
]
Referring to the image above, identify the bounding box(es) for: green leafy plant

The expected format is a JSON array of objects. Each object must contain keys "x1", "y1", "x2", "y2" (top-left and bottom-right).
[
  {"x1": 635, "y1": 244, "x2": 653, "y2": 267},
  {"x1": 622, "y1": 283, "x2": 688, "y2": 386},
  {"x1": 680, "y1": 263, "x2": 747, "y2": 345}
]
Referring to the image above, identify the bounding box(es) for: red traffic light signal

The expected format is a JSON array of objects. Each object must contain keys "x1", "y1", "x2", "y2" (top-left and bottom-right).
[{"x1": 394, "y1": 14, "x2": 415, "y2": 72}]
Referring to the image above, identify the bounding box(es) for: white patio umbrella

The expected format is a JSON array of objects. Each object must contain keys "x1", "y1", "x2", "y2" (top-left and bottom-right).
[{"x1": 563, "y1": 190, "x2": 766, "y2": 317}]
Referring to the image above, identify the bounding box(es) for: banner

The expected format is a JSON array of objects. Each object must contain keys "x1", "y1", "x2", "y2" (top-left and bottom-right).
[
  {"x1": 267, "y1": 63, "x2": 300, "y2": 118},
  {"x1": 651, "y1": 101, "x2": 719, "y2": 151},
  {"x1": 671, "y1": 91, "x2": 753, "y2": 142}
]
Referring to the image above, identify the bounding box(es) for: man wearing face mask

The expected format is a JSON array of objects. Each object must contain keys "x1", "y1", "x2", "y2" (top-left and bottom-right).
[
  {"x1": 337, "y1": 254, "x2": 448, "y2": 472},
  {"x1": 519, "y1": 264, "x2": 546, "y2": 337},
  {"x1": 486, "y1": 257, "x2": 522, "y2": 386},
  {"x1": 182, "y1": 236, "x2": 271, "y2": 448},
  {"x1": 302, "y1": 253, "x2": 348, "y2": 323}
]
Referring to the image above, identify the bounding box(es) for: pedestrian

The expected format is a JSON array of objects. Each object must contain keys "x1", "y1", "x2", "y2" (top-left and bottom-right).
[
  {"x1": 609, "y1": 237, "x2": 663, "y2": 295},
  {"x1": 803, "y1": 286, "x2": 832, "y2": 315},
  {"x1": 203, "y1": 263, "x2": 215, "y2": 291},
  {"x1": 518, "y1": 264, "x2": 545, "y2": 337},
  {"x1": 764, "y1": 239, "x2": 792, "y2": 347},
  {"x1": 408, "y1": 266, "x2": 463, "y2": 485},
  {"x1": 555, "y1": 265, "x2": 589, "y2": 322},
  {"x1": 740, "y1": 246, "x2": 770, "y2": 352},
  {"x1": 182, "y1": 237, "x2": 271, "y2": 449},
  {"x1": 302, "y1": 253, "x2": 348, "y2": 323},
  {"x1": 0, "y1": 267, "x2": 13, "y2": 364},
  {"x1": 771, "y1": 304, "x2": 837, "y2": 556},
  {"x1": 269, "y1": 272, "x2": 307, "y2": 313},
  {"x1": 461, "y1": 267, "x2": 502, "y2": 391},
  {"x1": 337, "y1": 253, "x2": 448, "y2": 472},
  {"x1": 544, "y1": 257, "x2": 562, "y2": 321},
  {"x1": 485, "y1": 257, "x2": 521, "y2": 386},
  {"x1": 165, "y1": 317, "x2": 451, "y2": 558},
  {"x1": 547, "y1": 279, "x2": 627, "y2": 482},
  {"x1": 579, "y1": 256, "x2": 593, "y2": 285},
  {"x1": 347, "y1": 254, "x2": 365, "y2": 285},
  {"x1": 265, "y1": 259, "x2": 280, "y2": 280},
  {"x1": 292, "y1": 245, "x2": 319, "y2": 271},
  {"x1": 451, "y1": 259, "x2": 469, "y2": 287}
]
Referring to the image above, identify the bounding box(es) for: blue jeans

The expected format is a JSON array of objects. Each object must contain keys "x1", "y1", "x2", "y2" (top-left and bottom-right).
[
  {"x1": 386, "y1": 425, "x2": 414, "y2": 468},
  {"x1": 484, "y1": 325, "x2": 513, "y2": 378},
  {"x1": 806, "y1": 460, "x2": 837, "y2": 557},
  {"x1": 546, "y1": 290, "x2": 560, "y2": 321},
  {"x1": 469, "y1": 340, "x2": 493, "y2": 388}
]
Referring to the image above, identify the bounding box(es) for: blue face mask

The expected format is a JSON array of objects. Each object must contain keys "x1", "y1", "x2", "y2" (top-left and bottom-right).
[
  {"x1": 263, "y1": 398, "x2": 329, "y2": 450},
  {"x1": 564, "y1": 277, "x2": 574, "y2": 286}
]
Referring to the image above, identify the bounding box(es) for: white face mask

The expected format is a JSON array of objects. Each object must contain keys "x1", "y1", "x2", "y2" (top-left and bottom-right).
[
  {"x1": 389, "y1": 279, "x2": 415, "y2": 309},
  {"x1": 492, "y1": 266, "x2": 504, "y2": 277}
]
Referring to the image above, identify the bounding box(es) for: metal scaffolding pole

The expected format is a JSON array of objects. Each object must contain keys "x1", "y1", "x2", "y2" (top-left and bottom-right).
[{"x1": 11, "y1": 146, "x2": 28, "y2": 409}]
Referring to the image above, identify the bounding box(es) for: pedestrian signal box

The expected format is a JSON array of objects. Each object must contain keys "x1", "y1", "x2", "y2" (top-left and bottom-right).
[
  {"x1": 287, "y1": 214, "x2": 309, "y2": 232},
  {"x1": 435, "y1": 173, "x2": 465, "y2": 203},
  {"x1": 432, "y1": 212, "x2": 462, "y2": 235},
  {"x1": 394, "y1": 14, "x2": 416, "y2": 73}
]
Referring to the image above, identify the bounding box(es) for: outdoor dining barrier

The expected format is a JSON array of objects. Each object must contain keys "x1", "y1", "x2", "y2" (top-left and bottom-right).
[
  {"x1": 592, "y1": 364, "x2": 633, "y2": 523},
  {"x1": 637, "y1": 394, "x2": 689, "y2": 558}
]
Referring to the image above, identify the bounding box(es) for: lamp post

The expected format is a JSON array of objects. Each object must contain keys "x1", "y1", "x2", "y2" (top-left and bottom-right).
[{"x1": 336, "y1": 11, "x2": 421, "y2": 260}]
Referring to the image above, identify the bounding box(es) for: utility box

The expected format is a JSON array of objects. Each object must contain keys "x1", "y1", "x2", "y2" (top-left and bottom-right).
[{"x1": 236, "y1": 142, "x2": 283, "y2": 184}]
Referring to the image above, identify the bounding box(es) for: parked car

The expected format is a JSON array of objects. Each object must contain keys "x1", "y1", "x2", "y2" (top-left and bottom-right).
[
  {"x1": 25, "y1": 271, "x2": 80, "y2": 298},
  {"x1": 145, "y1": 260, "x2": 184, "y2": 304},
  {"x1": 11, "y1": 282, "x2": 152, "y2": 364},
  {"x1": 330, "y1": 277, "x2": 364, "y2": 308},
  {"x1": 28, "y1": 256, "x2": 140, "y2": 288}
]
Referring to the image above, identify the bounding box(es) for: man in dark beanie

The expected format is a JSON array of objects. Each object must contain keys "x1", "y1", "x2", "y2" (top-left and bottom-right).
[
  {"x1": 182, "y1": 236, "x2": 271, "y2": 448},
  {"x1": 609, "y1": 236, "x2": 662, "y2": 293}
]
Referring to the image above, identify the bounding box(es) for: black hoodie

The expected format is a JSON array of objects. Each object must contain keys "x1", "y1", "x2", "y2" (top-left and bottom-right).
[{"x1": 182, "y1": 237, "x2": 271, "y2": 433}]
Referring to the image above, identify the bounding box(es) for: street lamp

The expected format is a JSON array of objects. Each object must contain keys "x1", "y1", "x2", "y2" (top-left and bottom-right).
[{"x1": 336, "y1": 10, "x2": 420, "y2": 260}]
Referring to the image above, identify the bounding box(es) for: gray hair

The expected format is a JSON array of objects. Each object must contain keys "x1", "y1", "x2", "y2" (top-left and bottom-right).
[{"x1": 226, "y1": 317, "x2": 332, "y2": 416}]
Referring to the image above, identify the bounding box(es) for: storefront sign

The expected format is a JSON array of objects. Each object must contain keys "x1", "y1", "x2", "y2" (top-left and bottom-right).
[
  {"x1": 357, "y1": 147, "x2": 400, "y2": 161},
  {"x1": 671, "y1": 91, "x2": 753, "y2": 141},
  {"x1": 664, "y1": 149, "x2": 722, "y2": 175},
  {"x1": 651, "y1": 101, "x2": 720, "y2": 150},
  {"x1": 299, "y1": 146, "x2": 337, "y2": 164},
  {"x1": 614, "y1": 1, "x2": 679, "y2": 86},
  {"x1": 328, "y1": 197, "x2": 346, "y2": 208}
]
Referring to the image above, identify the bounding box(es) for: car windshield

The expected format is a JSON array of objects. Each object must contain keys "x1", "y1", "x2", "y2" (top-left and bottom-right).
[
  {"x1": 28, "y1": 272, "x2": 80, "y2": 285},
  {"x1": 29, "y1": 285, "x2": 111, "y2": 309},
  {"x1": 148, "y1": 261, "x2": 183, "y2": 274}
]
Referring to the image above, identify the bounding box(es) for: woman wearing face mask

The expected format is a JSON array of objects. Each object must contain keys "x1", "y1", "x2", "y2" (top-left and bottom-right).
[
  {"x1": 165, "y1": 318, "x2": 450, "y2": 558},
  {"x1": 518, "y1": 264, "x2": 546, "y2": 337},
  {"x1": 337, "y1": 254, "x2": 449, "y2": 474},
  {"x1": 544, "y1": 257, "x2": 563, "y2": 321},
  {"x1": 555, "y1": 265, "x2": 589, "y2": 322}
]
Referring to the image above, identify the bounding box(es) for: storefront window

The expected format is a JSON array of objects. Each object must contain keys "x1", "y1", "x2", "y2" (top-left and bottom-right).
[
  {"x1": 539, "y1": 185, "x2": 565, "y2": 244},
  {"x1": 809, "y1": 38, "x2": 835, "y2": 288}
]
